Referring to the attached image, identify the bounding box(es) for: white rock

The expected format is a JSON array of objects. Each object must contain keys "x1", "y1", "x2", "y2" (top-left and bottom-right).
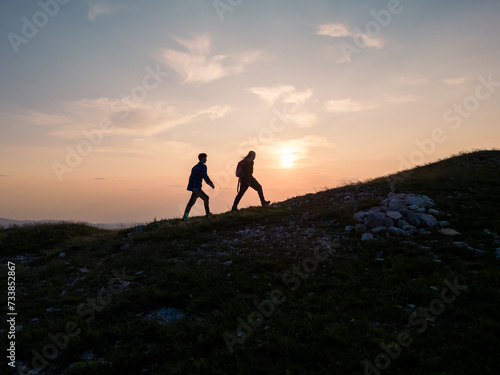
[
  {"x1": 386, "y1": 211, "x2": 403, "y2": 220},
  {"x1": 440, "y1": 228, "x2": 461, "y2": 236},
  {"x1": 361, "y1": 233, "x2": 374, "y2": 241},
  {"x1": 419, "y1": 213, "x2": 438, "y2": 228}
]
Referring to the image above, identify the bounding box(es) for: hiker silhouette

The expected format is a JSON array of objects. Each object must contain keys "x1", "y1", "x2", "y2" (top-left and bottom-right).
[
  {"x1": 231, "y1": 151, "x2": 270, "y2": 211},
  {"x1": 182, "y1": 153, "x2": 214, "y2": 221}
]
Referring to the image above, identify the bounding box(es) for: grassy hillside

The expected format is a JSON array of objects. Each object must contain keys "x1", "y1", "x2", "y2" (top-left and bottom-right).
[{"x1": 1, "y1": 150, "x2": 500, "y2": 375}]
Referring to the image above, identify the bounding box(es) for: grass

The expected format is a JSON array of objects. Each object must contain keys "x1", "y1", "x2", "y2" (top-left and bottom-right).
[{"x1": 1, "y1": 150, "x2": 500, "y2": 375}]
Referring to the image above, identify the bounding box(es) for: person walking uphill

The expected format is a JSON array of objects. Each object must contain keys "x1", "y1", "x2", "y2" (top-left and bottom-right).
[
  {"x1": 231, "y1": 151, "x2": 270, "y2": 211},
  {"x1": 182, "y1": 153, "x2": 215, "y2": 221}
]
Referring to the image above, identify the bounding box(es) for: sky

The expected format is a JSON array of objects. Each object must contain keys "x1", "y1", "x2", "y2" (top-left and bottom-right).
[{"x1": 1, "y1": 0, "x2": 499, "y2": 225}]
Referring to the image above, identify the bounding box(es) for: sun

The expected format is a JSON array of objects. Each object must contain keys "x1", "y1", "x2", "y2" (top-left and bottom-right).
[{"x1": 279, "y1": 147, "x2": 298, "y2": 168}]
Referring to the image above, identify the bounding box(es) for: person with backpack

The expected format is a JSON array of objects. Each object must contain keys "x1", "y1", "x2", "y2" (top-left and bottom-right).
[
  {"x1": 182, "y1": 153, "x2": 215, "y2": 221},
  {"x1": 231, "y1": 150, "x2": 270, "y2": 211}
]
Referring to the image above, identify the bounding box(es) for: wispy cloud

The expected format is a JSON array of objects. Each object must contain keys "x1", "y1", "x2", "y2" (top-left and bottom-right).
[
  {"x1": 247, "y1": 85, "x2": 296, "y2": 106},
  {"x1": 156, "y1": 35, "x2": 263, "y2": 83},
  {"x1": 325, "y1": 98, "x2": 377, "y2": 113},
  {"x1": 443, "y1": 76, "x2": 469, "y2": 86},
  {"x1": 317, "y1": 23, "x2": 384, "y2": 63},
  {"x1": 9, "y1": 110, "x2": 70, "y2": 126},
  {"x1": 39, "y1": 97, "x2": 231, "y2": 139},
  {"x1": 316, "y1": 24, "x2": 351, "y2": 38},
  {"x1": 248, "y1": 85, "x2": 317, "y2": 127},
  {"x1": 87, "y1": 0, "x2": 116, "y2": 21}
]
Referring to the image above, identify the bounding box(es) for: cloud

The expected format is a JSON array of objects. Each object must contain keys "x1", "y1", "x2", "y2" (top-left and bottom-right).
[
  {"x1": 316, "y1": 24, "x2": 351, "y2": 38},
  {"x1": 317, "y1": 23, "x2": 384, "y2": 63},
  {"x1": 247, "y1": 85, "x2": 296, "y2": 106},
  {"x1": 9, "y1": 110, "x2": 71, "y2": 126},
  {"x1": 325, "y1": 98, "x2": 377, "y2": 113},
  {"x1": 443, "y1": 76, "x2": 469, "y2": 86},
  {"x1": 44, "y1": 97, "x2": 232, "y2": 139},
  {"x1": 87, "y1": 1, "x2": 116, "y2": 20},
  {"x1": 248, "y1": 85, "x2": 317, "y2": 127},
  {"x1": 111, "y1": 103, "x2": 232, "y2": 137},
  {"x1": 156, "y1": 35, "x2": 263, "y2": 83}
]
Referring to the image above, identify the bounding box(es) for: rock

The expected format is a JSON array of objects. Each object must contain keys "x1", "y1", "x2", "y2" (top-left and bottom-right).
[
  {"x1": 397, "y1": 219, "x2": 410, "y2": 229},
  {"x1": 356, "y1": 224, "x2": 367, "y2": 233},
  {"x1": 58, "y1": 252, "x2": 66, "y2": 258},
  {"x1": 353, "y1": 212, "x2": 367, "y2": 222},
  {"x1": 387, "y1": 211, "x2": 403, "y2": 220},
  {"x1": 344, "y1": 225, "x2": 355, "y2": 232},
  {"x1": 453, "y1": 242, "x2": 470, "y2": 248},
  {"x1": 405, "y1": 195, "x2": 427, "y2": 207},
  {"x1": 383, "y1": 217, "x2": 395, "y2": 228},
  {"x1": 439, "y1": 221, "x2": 450, "y2": 227},
  {"x1": 361, "y1": 233, "x2": 374, "y2": 241},
  {"x1": 224, "y1": 261, "x2": 233, "y2": 266},
  {"x1": 406, "y1": 212, "x2": 422, "y2": 226},
  {"x1": 428, "y1": 209, "x2": 440, "y2": 215},
  {"x1": 388, "y1": 226, "x2": 408, "y2": 235},
  {"x1": 365, "y1": 212, "x2": 386, "y2": 228},
  {"x1": 440, "y1": 228, "x2": 461, "y2": 236},
  {"x1": 388, "y1": 199, "x2": 408, "y2": 212},
  {"x1": 371, "y1": 226, "x2": 386, "y2": 233},
  {"x1": 418, "y1": 228, "x2": 432, "y2": 235},
  {"x1": 418, "y1": 213, "x2": 438, "y2": 228},
  {"x1": 150, "y1": 308, "x2": 186, "y2": 325},
  {"x1": 120, "y1": 244, "x2": 131, "y2": 251}
]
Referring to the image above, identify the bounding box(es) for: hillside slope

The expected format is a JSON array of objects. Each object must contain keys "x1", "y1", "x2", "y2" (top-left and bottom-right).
[{"x1": 1, "y1": 150, "x2": 500, "y2": 375}]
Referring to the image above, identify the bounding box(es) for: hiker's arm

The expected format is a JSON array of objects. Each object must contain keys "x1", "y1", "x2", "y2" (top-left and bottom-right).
[{"x1": 203, "y1": 166, "x2": 215, "y2": 188}]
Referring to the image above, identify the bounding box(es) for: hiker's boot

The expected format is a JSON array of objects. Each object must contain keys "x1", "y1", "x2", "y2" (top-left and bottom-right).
[{"x1": 261, "y1": 200, "x2": 271, "y2": 207}]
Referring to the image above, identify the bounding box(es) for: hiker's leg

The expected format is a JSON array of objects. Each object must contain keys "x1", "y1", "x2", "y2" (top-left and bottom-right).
[
  {"x1": 184, "y1": 191, "x2": 199, "y2": 218},
  {"x1": 232, "y1": 181, "x2": 250, "y2": 209},
  {"x1": 250, "y1": 178, "x2": 266, "y2": 203},
  {"x1": 198, "y1": 190, "x2": 211, "y2": 215}
]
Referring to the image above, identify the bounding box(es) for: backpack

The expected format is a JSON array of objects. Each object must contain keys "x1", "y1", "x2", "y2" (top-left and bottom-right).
[{"x1": 235, "y1": 159, "x2": 247, "y2": 178}]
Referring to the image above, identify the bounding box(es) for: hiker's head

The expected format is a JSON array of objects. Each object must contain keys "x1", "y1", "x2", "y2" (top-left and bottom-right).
[
  {"x1": 198, "y1": 153, "x2": 208, "y2": 163},
  {"x1": 245, "y1": 151, "x2": 256, "y2": 161}
]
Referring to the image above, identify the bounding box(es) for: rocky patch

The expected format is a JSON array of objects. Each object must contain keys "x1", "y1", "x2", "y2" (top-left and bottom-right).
[{"x1": 349, "y1": 192, "x2": 455, "y2": 240}]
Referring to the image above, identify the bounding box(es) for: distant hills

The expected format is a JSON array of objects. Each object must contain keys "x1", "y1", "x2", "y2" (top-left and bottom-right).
[{"x1": 0, "y1": 217, "x2": 130, "y2": 230}]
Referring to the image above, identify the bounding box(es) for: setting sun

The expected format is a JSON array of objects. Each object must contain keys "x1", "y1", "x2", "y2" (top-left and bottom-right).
[{"x1": 279, "y1": 147, "x2": 298, "y2": 168}]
